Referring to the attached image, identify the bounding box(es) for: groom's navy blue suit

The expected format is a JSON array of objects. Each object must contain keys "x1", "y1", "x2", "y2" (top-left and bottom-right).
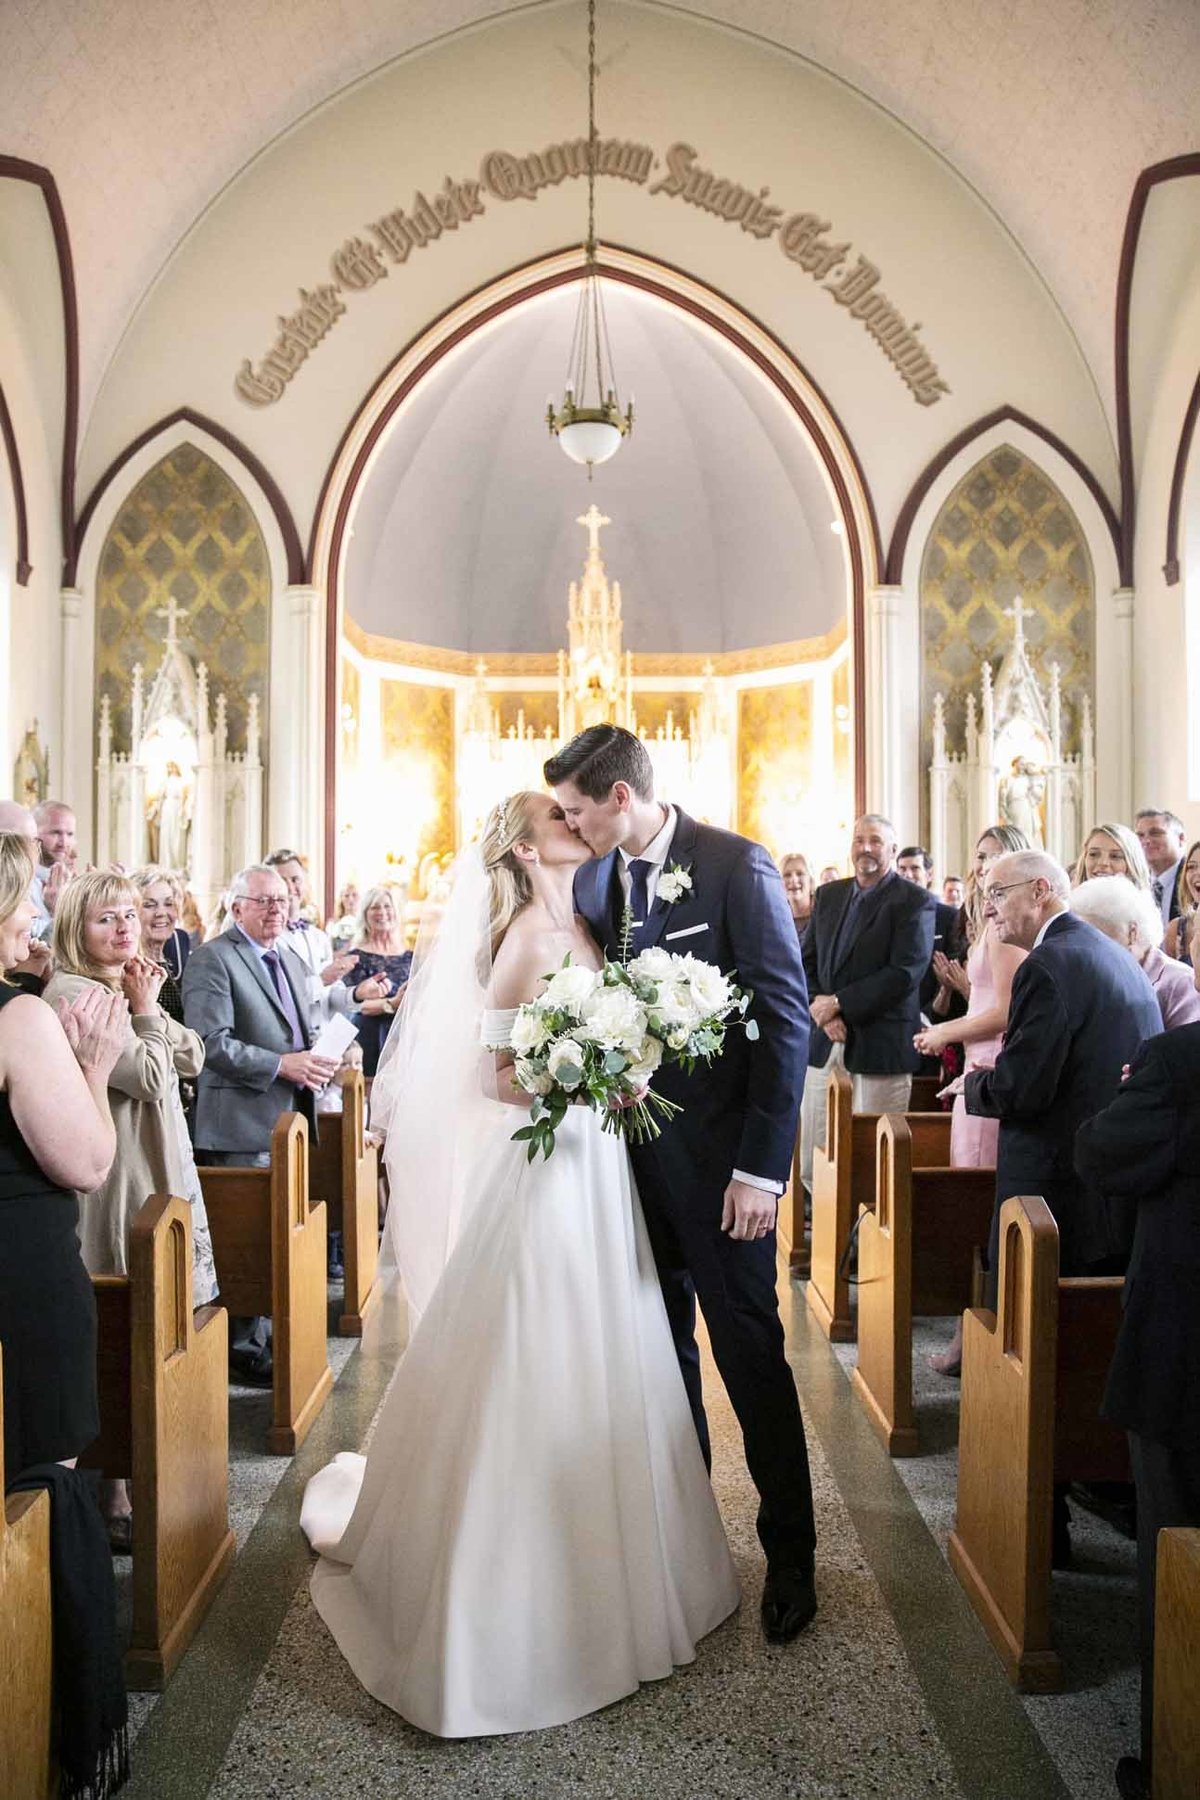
[{"x1": 574, "y1": 806, "x2": 816, "y2": 1568}]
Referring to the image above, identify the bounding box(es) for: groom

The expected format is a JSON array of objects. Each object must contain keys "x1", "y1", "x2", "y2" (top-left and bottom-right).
[{"x1": 546, "y1": 724, "x2": 817, "y2": 1641}]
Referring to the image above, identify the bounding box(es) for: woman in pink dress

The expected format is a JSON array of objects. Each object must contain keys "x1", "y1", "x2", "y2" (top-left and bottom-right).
[{"x1": 913, "y1": 823, "x2": 1030, "y2": 1373}]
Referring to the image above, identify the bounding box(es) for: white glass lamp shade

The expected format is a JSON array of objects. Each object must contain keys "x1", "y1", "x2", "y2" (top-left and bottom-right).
[{"x1": 557, "y1": 417, "x2": 624, "y2": 466}]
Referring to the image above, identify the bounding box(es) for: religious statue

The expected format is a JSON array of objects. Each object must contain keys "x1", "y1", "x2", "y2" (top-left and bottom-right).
[
  {"x1": 147, "y1": 760, "x2": 193, "y2": 870},
  {"x1": 12, "y1": 720, "x2": 48, "y2": 808},
  {"x1": 998, "y1": 755, "x2": 1046, "y2": 848}
]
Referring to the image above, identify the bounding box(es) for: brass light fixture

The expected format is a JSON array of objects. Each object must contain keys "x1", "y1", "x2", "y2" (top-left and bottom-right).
[{"x1": 546, "y1": 0, "x2": 634, "y2": 475}]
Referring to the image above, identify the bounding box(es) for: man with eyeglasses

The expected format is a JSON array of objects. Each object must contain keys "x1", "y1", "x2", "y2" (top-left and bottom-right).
[
  {"x1": 183, "y1": 863, "x2": 339, "y2": 1383},
  {"x1": 959, "y1": 851, "x2": 1162, "y2": 1307}
]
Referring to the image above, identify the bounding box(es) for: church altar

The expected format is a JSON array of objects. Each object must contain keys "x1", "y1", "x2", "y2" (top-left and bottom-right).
[{"x1": 927, "y1": 598, "x2": 1095, "y2": 876}]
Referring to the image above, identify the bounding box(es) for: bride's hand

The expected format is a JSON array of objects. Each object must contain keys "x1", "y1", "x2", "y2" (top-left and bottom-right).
[{"x1": 607, "y1": 1085, "x2": 649, "y2": 1111}]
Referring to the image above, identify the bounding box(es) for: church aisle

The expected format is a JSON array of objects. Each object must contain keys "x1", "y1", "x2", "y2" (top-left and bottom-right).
[{"x1": 119, "y1": 1276, "x2": 1072, "y2": 1800}]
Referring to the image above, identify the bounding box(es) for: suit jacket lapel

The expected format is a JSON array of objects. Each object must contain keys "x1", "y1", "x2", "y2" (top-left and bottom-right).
[
  {"x1": 826, "y1": 881, "x2": 860, "y2": 984},
  {"x1": 229, "y1": 927, "x2": 295, "y2": 1032}
]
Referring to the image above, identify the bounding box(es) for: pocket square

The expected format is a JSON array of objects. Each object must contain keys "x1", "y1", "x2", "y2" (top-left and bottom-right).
[{"x1": 665, "y1": 922, "x2": 708, "y2": 941}]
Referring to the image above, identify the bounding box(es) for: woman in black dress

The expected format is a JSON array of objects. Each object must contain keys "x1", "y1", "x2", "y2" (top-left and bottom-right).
[{"x1": 0, "y1": 833, "x2": 128, "y2": 1476}]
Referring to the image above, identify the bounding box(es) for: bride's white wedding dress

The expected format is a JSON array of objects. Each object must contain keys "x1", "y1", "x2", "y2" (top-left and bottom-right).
[{"x1": 300, "y1": 1005, "x2": 739, "y2": 1739}]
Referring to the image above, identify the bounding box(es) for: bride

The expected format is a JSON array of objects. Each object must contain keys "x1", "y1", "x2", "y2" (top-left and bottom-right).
[{"x1": 300, "y1": 790, "x2": 739, "y2": 1738}]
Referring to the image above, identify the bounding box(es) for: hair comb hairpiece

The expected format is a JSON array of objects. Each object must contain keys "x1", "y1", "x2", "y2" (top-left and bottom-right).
[{"x1": 496, "y1": 797, "x2": 510, "y2": 839}]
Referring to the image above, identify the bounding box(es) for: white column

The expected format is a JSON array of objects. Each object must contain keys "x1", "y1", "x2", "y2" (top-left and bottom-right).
[
  {"x1": 268, "y1": 583, "x2": 325, "y2": 878},
  {"x1": 1108, "y1": 587, "x2": 1135, "y2": 822},
  {"x1": 865, "y1": 584, "x2": 921, "y2": 833},
  {"x1": 59, "y1": 589, "x2": 90, "y2": 845}
]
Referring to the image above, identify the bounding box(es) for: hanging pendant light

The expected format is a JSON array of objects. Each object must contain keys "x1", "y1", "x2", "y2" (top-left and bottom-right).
[{"x1": 546, "y1": 0, "x2": 634, "y2": 475}]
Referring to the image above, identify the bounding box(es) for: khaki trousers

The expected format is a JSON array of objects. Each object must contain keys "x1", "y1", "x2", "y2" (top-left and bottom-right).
[{"x1": 798, "y1": 1042, "x2": 912, "y2": 1190}]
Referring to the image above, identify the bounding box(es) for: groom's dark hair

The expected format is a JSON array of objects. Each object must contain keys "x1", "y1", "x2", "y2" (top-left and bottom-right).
[{"x1": 543, "y1": 725, "x2": 655, "y2": 802}]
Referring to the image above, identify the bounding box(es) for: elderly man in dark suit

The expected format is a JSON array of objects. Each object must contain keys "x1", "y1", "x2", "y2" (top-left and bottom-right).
[
  {"x1": 1075, "y1": 1019, "x2": 1200, "y2": 1800},
  {"x1": 183, "y1": 862, "x2": 338, "y2": 1381},
  {"x1": 962, "y1": 851, "x2": 1163, "y2": 1290},
  {"x1": 797, "y1": 815, "x2": 936, "y2": 1192}
]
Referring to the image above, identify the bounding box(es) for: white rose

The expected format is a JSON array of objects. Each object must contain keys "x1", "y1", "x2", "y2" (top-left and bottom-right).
[
  {"x1": 648, "y1": 980, "x2": 700, "y2": 1031},
  {"x1": 544, "y1": 964, "x2": 600, "y2": 1013},
  {"x1": 681, "y1": 958, "x2": 732, "y2": 1017},
  {"x1": 625, "y1": 1035, "x2": 663, "y2": 1086},
  {"x1": 577, "y1": 984, "x2": 648, "y2": 1050},
  {"x1": 514, "y1": 1057, "x2": 552, "y2": 1096},
  {"x1": 509, "y1": 1009, "x2": 546, "y2": 1054},
  {"x1": 547, "y1": 1039, "x2": 586, "y2": 1088}
]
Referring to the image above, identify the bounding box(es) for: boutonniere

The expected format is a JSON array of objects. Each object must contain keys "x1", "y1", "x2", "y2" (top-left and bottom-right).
[{"x1": 657, "y1": 863, "x2": 694, "y2": 905}]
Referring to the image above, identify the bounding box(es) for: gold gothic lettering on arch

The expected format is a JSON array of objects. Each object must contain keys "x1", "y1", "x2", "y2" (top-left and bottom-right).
[{"x1": 234, "y1": 138, "x2": 948, "y2": 410}]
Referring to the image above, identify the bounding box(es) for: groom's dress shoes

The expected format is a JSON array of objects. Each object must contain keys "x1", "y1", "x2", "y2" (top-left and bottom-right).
[{"x1": 761, "y1": 1564, "x2": 817, "y2": 1643}]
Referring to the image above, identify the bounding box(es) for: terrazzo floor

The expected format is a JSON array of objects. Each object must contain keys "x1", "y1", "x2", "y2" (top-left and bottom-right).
[{"x1": 114, "y1": 1272, "x2": 1132, "y2": 1800}]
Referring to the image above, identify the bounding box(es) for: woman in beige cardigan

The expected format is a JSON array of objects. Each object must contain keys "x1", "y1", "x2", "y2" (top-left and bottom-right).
[{"x1": 45, "y1": 870, "x2": 218, "y2": 1549}]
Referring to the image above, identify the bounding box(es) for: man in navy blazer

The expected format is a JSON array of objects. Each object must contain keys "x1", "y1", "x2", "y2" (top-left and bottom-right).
[
  {"x1": 962, "y1": 850, "x2": 1162, "y2": 1292},
  {"x1": 546, "y1": 725, "x2": 817, "y2": 1643},
  {"x1": 798, "y1": 816, "x2": 936, "y2": 1192}
]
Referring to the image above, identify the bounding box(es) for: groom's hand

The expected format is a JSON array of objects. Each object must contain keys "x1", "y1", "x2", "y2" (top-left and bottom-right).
[{"x1": 721, "y1": 1177, "x2": 778, "y2": 1242}]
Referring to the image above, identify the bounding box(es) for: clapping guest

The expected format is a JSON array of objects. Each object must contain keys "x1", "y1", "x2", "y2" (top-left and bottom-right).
[
  {"x1": 132, "y1": 866, "x2": 190, "y2": 1023},
  {"x1": 30, "y1": 798, "x2": 78, "y2": 940},
  {"x1": 45, "y1": 872, "x2": 218, "y2": 1549},
  {"x1": 913, "y1": 824, "x2": 1030, "y2": 1373},
  {"x1": 1069, "y1": 876, "x2": 1200, "y2": 1032},
  {"x1": 0, "y1": 835, "x2": 128, "y2": 1477},
  {"x1": 1163, "y1": 838, "x2": 1200, "y2": 963},
  {"x1": 264, "y1": 848, "x2": 356, "y2": 1035},
  {"x1": 780, "y1": 853, "x2": 814, "y2": 942},
  {"x1": 341, "y1": 886, "x2": 412, "y2": 1077},
  {"x1": 1073, "y1": 822, "x2": 1151, "y2": 891}
]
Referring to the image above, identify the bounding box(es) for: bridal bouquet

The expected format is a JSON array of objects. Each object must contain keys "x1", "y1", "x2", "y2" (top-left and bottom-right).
[{"x1": 494, "y1": 948, "x2": 757, "y2": 1162}]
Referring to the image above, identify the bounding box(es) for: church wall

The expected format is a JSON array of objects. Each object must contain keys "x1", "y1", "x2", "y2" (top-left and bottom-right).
[
  {"x1": 1129, "y1": 236, "x2": 1200, "y2": 838},
  {"x1": 77, "y1": 3, "x2": 1115, "y2": 555},
  {"x1": 0, "y1": 280, "x2": 66, "y2": 806}
]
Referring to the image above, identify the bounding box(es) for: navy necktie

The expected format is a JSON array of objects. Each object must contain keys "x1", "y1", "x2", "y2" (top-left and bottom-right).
[
  {"x1": 627, "y1": 859, "x2": 652, "y2": 941},
  {"x1": 262, "y1": 948, "x2": 305, "y2": 1050},
  {"x1": 1153, "y1": 877, "x2": 1164, "y2": 914}
]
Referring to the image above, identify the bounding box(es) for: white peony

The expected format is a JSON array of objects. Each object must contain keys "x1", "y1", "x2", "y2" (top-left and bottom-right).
[
  {"x1": 648, "y1": 980, "x2": 702, "y2": 1032},
  {"x1": 680, "y1": 956, "x2": 732, "y2": 1016},
  {"x1": 543, "y1": 963, "x2": 600, "y2": 1013},
  {"x1": 628, "y1": 946, "x2": 673, "y2": 983},
  {"x1": 546, "y1": 1039, "x2": 586, "y2": 1088},
  {"x1": 576, "y1": 984, "x2": 648, "y2": 1051},
  {"x1": 514, "y1": 1057, "x2": 552, "y2": 1096}
]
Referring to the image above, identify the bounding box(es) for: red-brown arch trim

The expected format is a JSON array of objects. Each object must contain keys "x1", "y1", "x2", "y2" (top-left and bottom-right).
[
  {"x1": 0, "y1": 383, "x2": 31, "y2": 584},
  {"x1": 70, "y1": 406, "x2": 305, "y2": 586},
  {"x1": 313, "y1": 248, "x2": 880, "y2": 899},
  {"x1": 1163, "y1": 370, "x2": 1200, "y2": 585},
  {"x1": 1115, "y1": 155, "x2": 1200, "y2": 587},
  {"x1": 0, "y1": 157, "x2": 78, "y2": 575},
  {"x1": 884, "y1": 405, "x2": 1120, "y2": 586}
]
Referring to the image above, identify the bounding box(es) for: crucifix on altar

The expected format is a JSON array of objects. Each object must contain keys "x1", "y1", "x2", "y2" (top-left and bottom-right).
[{"x1": 559, "y1": 504, "x2": 633, "y2": 735}]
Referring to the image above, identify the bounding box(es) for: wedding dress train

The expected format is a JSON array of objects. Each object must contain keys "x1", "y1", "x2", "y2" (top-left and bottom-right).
[{"x1": 301, "y1": 1013, "x2": 739, "y2": 1739}]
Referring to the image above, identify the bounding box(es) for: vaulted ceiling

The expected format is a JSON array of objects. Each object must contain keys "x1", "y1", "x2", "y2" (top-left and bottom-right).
[{"x1": 5, "y1": 0, "x2": 1199, "y2": 437}]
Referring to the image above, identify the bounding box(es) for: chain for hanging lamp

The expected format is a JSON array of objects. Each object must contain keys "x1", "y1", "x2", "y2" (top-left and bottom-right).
[{"x1": 546, "y1": 0, "x2": 634, "y2": 475}]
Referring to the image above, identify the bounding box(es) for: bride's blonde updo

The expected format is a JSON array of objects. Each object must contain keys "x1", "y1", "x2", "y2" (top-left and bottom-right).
[{"x1": 481, "y1": 790, "x2": 543, "y2": 957}]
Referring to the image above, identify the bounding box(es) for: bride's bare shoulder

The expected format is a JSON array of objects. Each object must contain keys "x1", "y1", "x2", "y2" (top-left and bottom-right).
[{"x1": 488, "y1": 909, "x2": 554, "y2": 1009}]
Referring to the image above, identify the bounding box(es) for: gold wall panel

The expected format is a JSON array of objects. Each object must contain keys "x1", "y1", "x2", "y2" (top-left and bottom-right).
[
  {"x1": 920, "y1": 446, "x2": 1093, "y2": 807},
  {"x1": 738, "y1": 682, "x2": 813, "y2": 859},
  {"x1": 494, "y1": 692, "x2": 558, "y2": 737},
  {"x1": 95, "y1": 444, "x2": 270, "y2": 753},
  {"x1": 380, "y1": 679, "x2": 455, "y2": 865},
  {"x1": 634, "y1": 693, "x2": 695, "y2": 737},
  {"x1": 832, "y1": 656, "x2": 852, "y2": 809}
]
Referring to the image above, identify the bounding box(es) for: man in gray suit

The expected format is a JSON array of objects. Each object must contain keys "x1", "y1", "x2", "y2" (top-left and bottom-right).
[{"x1": 183, "y1": 862, "x2": 338, "y2": 1381}]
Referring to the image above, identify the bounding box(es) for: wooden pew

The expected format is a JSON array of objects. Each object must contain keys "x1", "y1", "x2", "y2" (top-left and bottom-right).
[
  {"x1": 82, "y1": 1194, "x2": 236, "y2": 1689},
  {"x1": 308, "y1": 1068, "x2": 381, "y2": 1336},
  {"x1": 0, "y1": 1348, "x2": 53, "y2": 1799},
  {"x1": 200, "y1": 1113, "x2": 333, "y2": 1455},
  {"x1": 1155, "y1": 1528, "x2": 1200, "y2": 1800},
  {"x1": 851, "y1": 1113, "x2": 995, "y2": 1454},
  {"x1": 806, "y1": 1068, "x2": 952, "y2": 1341},
  {"x1": 947, "y1": 1194, "x2": 1128, "y2": 1690}
]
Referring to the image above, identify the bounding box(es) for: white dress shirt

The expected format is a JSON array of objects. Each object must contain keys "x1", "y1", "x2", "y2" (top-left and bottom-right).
[
  {"x1": 619, "y1": 804, "x2": 782, "y2": 1199},
  {"x1": 1152, "y1": 858, "x2": 1182, "y2": 933}
]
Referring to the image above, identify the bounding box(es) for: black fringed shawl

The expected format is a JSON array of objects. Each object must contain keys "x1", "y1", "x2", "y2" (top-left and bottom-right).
[{"x1": 5, "y1": 1463, "x2": 129, "y2": 1799}]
